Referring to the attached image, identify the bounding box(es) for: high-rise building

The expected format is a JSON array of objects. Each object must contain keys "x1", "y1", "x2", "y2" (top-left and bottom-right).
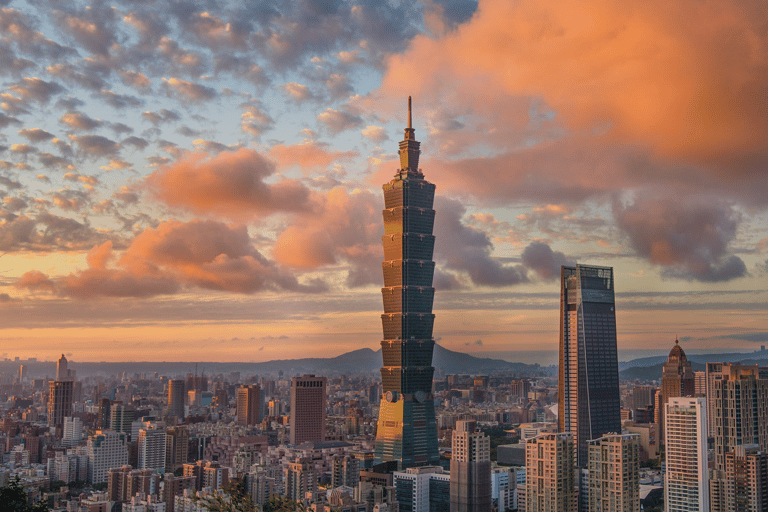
[
  {"x1": 97, "y1": 398, "x2": 111, "y2": 430},
  {"x1": 525, "y1": 432, "x2": 576, "y2": 512},
  {"x1": 708, "y1": 363, "x2": 768, "y2": 469},
  {"x1": 393, "y1": 466, "x2": 450, "y2": 512},
  {"x1": 138, "y1": 422, "x2": 167, "y2": 474},
  {"x1": 375, "y1": 98, "x2": 440, "y2": 468},
  {"x1": 166, "y1": 379, "x2": 186, "y2": 422},
  {"x1": 587, "y1": 433, "x2": 640, "y2": 512},
  {"x1": 656, "y1": 339, "x2": 695, "y2": 442},
  {"x1": 63, "y1": 416, "x2": 83, "y2": 447},
  {"x1": 558, "y1": 264, "x2": 620, "y2": 467},
  {"x1": 664, "y1": 397, "x2": 708, "y2": 512},
  {"x1": 56, "y1": 353, "x2": 69, "y2": 381},
  {"x1": 110, "y1": 403, "x2": 134, "y2": 436},
  {"x1": 290, "y1": 374, "x2": 326, "y2": 445},
  {"x1": 48, "y1": 380, "x2": 74, "y2": 429},
  {"x1": 87, "y1": 430, "x2": 129, "y2": 485},
  {"x1": 716, "y1": 444, "x2": 768, "y2": 512},
  {"x1": 165, "y1": 426, "x2": 189, "y2": 473},
  {"x1": 450, "y1": 420, "x2": 492, "y2": 512},
  {"x1": 285, "y1": 458, "x2": 316, "y2": 502},
  {"x1": 237, "y1": 384, "x2": 261, "y2": 426},
  {"x1": 694, "y1": 371, "x2": 706, "y2": 396}
]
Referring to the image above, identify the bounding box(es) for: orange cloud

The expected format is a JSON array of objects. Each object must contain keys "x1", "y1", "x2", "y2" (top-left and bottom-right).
[
  {"x1": 378, "y1": 0, "x2": 768, "y2": 166},
  {"x1": 14, "y1": 270, "x2": 56, "y2": 293},
  {"x1": 145, "y1": 148, "x2": 317, "y2": 220},
  {"x1": 268, "y1": 142, "x2": 357, "y2": 173}
]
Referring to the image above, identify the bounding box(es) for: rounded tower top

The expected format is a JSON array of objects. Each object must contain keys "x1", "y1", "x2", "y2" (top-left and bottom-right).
[{"x1": 667, "y1": 337, "x2": 688, "y2": 363}]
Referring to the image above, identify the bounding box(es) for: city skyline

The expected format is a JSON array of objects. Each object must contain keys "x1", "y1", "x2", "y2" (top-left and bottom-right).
[{"x1": 1, "y1": 0, "x2": 767, "y2": 362}]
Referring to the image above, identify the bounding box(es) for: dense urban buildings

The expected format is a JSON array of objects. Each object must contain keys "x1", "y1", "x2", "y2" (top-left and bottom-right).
[
  {"x1": 558, "y1": 264, "x2": 621, "y2": 467},
  {"x1": 290, "y1": 374, "x2": 327, "y2": 445},
  {"x1": 237, "y1": 384, "x2": 262, "y2": 426},
  {"x1": 375, "y1": 98, "x2": 440, "y2": 468},
  {"x1": 664, "y1": 397, "x2": 709, "y2": 512},
  {"x1": 657, "y1": 339, "x2": 695, "y2": 442},
  {"x1": 450, "y1": 420, "x2": 492, "y2": 512}
]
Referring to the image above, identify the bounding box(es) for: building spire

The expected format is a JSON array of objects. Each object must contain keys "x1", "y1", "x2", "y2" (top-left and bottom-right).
[{"x1": 398, "y1": 96, "x2": 420, "y2": 176}]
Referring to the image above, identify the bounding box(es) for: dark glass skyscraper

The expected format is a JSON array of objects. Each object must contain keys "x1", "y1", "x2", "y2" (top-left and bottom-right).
[
  {"x1": 558, "y1": 264, "x2": 621, "y2": 467},
  {"x1": 375, "y1": 98, "x2": 440, "y2": 468}
]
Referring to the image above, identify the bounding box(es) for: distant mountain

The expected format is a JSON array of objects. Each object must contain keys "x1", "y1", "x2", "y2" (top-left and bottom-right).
[
  {"x1": 1, "y1": 345, "x2": 555, "y2": 379},
  {"x1": 619, "y1": 354, "x2": 768, "y2": 382}
]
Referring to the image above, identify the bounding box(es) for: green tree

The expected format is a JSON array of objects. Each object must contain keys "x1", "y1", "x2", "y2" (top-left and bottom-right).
[
  {"x1": 195, "y1": 489, "x2": 256, "y2": 512},
  {"x1": 0, "y1": 477, "x2": 49, "y2": 512}
]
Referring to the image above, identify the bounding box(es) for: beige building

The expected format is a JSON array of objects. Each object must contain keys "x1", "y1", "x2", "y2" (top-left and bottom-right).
[
  {"x1": 525, "y1": 432, "x2": 576, "y2": 512},
  {"x1": 721, "y1": 444, "x2": 768, "y2": 512},
  {"x1": 450, "y1": 420, "x2": 492, "y2": 512},
  {"x1": 237, "y1": 384, "x2": 261, "y2": 426},
  {"x1": 587, "y1": 433, "x2": 640, "y2": 512}
]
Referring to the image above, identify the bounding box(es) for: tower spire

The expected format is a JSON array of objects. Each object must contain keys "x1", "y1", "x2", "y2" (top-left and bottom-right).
[
  {"x1": 408, "y1": 96, "x2": 412, "y2": 129},
  {"x1": 398, "y1": 96, "x2": 420, "y2": 176}
]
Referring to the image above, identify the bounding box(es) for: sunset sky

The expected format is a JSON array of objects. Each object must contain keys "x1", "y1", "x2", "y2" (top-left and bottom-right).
[{"x1": 1, "y1": 0, "x2": 767, "y2": 363}]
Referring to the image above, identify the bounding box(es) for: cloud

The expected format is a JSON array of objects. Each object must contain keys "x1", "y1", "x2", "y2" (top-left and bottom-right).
[
  {"x1": 60, "y1": 221, "x2": 325, "y2": 298},
  {"x1": 268, "y1": 141, "x2": 357, "y2": 172},
  {"x1": 521, "y1": 241, "x2": 574, "y2": 281},
  {"x1": 8, "y1": 77, "x2": 64, "y2": 103},
  {"x1": 97, "y1": 90, "x2": 144, "y2": 109},
  {"x1": 145, "y1": 148, "x2": 316, "y2": 220},
  {"x1": 142, "y1": 109, "x2": 181, "y2": 125},
  {"x1": 614, "y1": 193, "x2": 747, "y2": 282},
  {"x1": 18, "y1": 128, "x2": 54, "y2": 142},
  {"x1": 59, "y1": 8, "x2": 117, "y2": 56},
  {"x1": 13, "y1": 270, "x2": 56, "y2": 293},
  {"x1": 240, "y1": 103, "x2": 274, "y2": 136},
  {"x1": 317, "y1": 107, "x2": 363, "y2": 135},
  {"x1": 71, "y1": 134, "x2": 120, "y2": 159},
  {"x1": 0, "y1": 113, "x2": 21, "y2": 128},
  {"x1": 434, "y1": 197, "x2": 527, "y2": 286},
  {"x1": 162, "y1": 77, "x2": 217, "y2": 103},
  {"x1": 282, "y1": 82, "x2": 317, "y2": 104},
  {"x1": 378, "y1": 0, "x2": 768, "y2": 171},
  {"x1": 361, "y1": 125, "x2": 387, "y2": 143}
]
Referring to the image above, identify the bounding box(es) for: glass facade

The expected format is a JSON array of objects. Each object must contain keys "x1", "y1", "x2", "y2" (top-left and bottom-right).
[
  {"x1": 558, "y1": 264, "x2": 621, "y2": 467},
  {"x1": 374, "y1": 100, "x2": 440, "y2": 468}
]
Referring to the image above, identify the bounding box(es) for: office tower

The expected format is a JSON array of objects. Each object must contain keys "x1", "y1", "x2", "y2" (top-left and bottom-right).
[
  {"x1": 166, "y1": 379, "x2": 186, "y2": 422},
  {"x1": 165, "y1": 426, "x2": 189, "y2": 473},
  {"x1": 285, "y1": 458, "x2": 316, "y2": 502},
  {"x1": 631, "y1": 385, "x2": 656, "y2": 411},
  {"x1": 237, "y1": 384, "x2": 261, "y2": 426},
  {"x1": 656, "y1": 339, "x2": 695, "y2": 442},
  {"x1": 110, "y1": 403, "x2": 134, "y2": 436},
  {"x1": 290, "y1": 374, "x2": 326, "y2": 445},
  {"x1": 587, "y1": 433, "x2": 640, "y2": 512},
  {"x1": 87, "y1": 430, "x2": 128, "y2": 484},
  {"x1": 97, "y1": 398, "x2": 111, "y2": 430},
  {"x1": 558, "y1": 264, "x2": 620, "y2": 467},
  {"x1": 48, "y1": 380, "x2": 74, "y2": 429},
  {"x1": 525, "y1": 432, "x2": 576, "y2": 512},
  {"x1": 393, "y1": 466, "x2": 450, "y2": 512},
  {"x1": 62, "y1": 416, "x2": 83, "y2": 447},
  {"x1": 375, "y1": 98, "x2": 440, "y2": 468},
  {"x1": 56, "y1": 353, "x2": 69, "y2": 381},
  {"x1": 708, "y1": 363, "x2": 768, "y2": 469},
  {"x1": 138, "y1": 422, "x2": 167, "y2": 474},
  {"x1": 18, "y1": 364, "x2": 24, "y2": 383},
  {"x1": 450, "y1": 420, "x2": 492, "y2": 512},
  {"x1": 664, "y1": 397, "x2": 708, "y2": 512}
]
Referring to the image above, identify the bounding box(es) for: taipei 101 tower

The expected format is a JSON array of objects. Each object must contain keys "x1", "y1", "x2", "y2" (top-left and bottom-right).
[{"x1": 374, "y1": 98, "x2": 440, "y2": 468}]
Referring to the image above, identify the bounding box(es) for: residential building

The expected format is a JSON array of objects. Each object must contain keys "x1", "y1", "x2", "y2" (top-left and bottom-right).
[
  {"x1": 587, "y1": 433, "x2": 640, "y2": 512},
  {"x1": 450, "y1": 420, "x2": 491, "y2": 512},
  {"x1": 138, "y1": 423, "x2": 167, "y2": 474},
  {"x1": 87, "y1": 430, "x2": 129, "y2": 485},
  {"x1": 525, "y1": 433, "x2": 576, "y2": 512},
  {"x1": 664, "y1": 397, "x2": 708, "y2": 512}
]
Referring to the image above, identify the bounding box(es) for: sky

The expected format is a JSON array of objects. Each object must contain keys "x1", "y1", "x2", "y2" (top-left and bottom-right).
[{"x1": 0, "y1": 0, "x2": 767, "y2": 363}]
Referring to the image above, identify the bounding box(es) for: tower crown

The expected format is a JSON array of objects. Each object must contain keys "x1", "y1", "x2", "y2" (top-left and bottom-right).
[{"x1": 398, "y1": 96, "x2": 421, "y2": 178}]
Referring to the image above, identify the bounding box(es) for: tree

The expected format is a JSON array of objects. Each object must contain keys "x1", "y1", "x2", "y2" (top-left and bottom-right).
[
  {"x1": 0, "y1": 477, "x2": 49, "y2": 512},
  {"x1": 195, "y1": 489, "x2": 256, "y2": 512}
]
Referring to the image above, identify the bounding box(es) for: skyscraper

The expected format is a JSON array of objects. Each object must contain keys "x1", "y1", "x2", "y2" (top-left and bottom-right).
[
  {"x1": 375, "y1": 98, "x2": 440, "y2": 468},
  {"x1": 237, "y1": 384, "x2": 261, "y2": 426},
  {"x1": 656, "y1": 338, "x2": 695, "y2": 442},
  {"x1": 450, "y1": 420, "x2": 492, "y2": 512},
  {"x1": 290, "y1": 374, "x2": 326, "y2": 445},
  {"x1": 664, "y1": 397, "x2": 708, "y2": 512},
  {"x1": 48, "y1": 380, "x2": 73, "y2": 429},
  {"x1": 558, "y1": 264, "x2": 620, "y2": 467},
  {"x1": 166, "y1": 379, "x2": 186, "y2": 422}
]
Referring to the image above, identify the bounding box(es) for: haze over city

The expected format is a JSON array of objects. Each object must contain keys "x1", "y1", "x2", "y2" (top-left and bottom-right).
[{"x1": 1, "y1": 0, "x2": 767, "y2": 362}]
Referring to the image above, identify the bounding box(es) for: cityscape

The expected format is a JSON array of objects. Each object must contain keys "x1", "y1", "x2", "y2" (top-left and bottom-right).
[{"x1": 1, "y1": 0, "x2": 767, "y2": 511}]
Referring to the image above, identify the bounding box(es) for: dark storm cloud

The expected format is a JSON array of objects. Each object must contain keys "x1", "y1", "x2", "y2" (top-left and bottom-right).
[{"x1": 521, "y1": 241, "x2": 575, "y2": 281}]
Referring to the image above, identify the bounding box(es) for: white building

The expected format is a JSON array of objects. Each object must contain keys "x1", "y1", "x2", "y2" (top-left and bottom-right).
[
  {"x1": 664, "y1": 397, "x2": 708, "y2": 512},
  {"x1": 87, "y1": 429, "x2": 129, "y2": 484},
  {"x1": 393, "y1": 466, "x2": 450, "y2": 512},
  {"x1": 138, "y1": 423, "x2": 167, "y2": 474},
  {"x1": 123, "y1": 493, "x2": 167, "y2": 512},
  {"x1": 62, "y1": 417, "x2": 83, "y2": 447}
]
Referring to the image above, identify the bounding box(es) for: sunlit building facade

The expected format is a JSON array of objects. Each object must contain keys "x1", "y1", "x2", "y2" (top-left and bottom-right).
[
  {"x1": 374, "y1": 98, "x2": 439, "y2": 468},
  {"x1": 664, "y1": 397, "x2": 708, "y2": 512},
  {"x1": 558, "y1": 264, "x2": 621, "y2": 467}
]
